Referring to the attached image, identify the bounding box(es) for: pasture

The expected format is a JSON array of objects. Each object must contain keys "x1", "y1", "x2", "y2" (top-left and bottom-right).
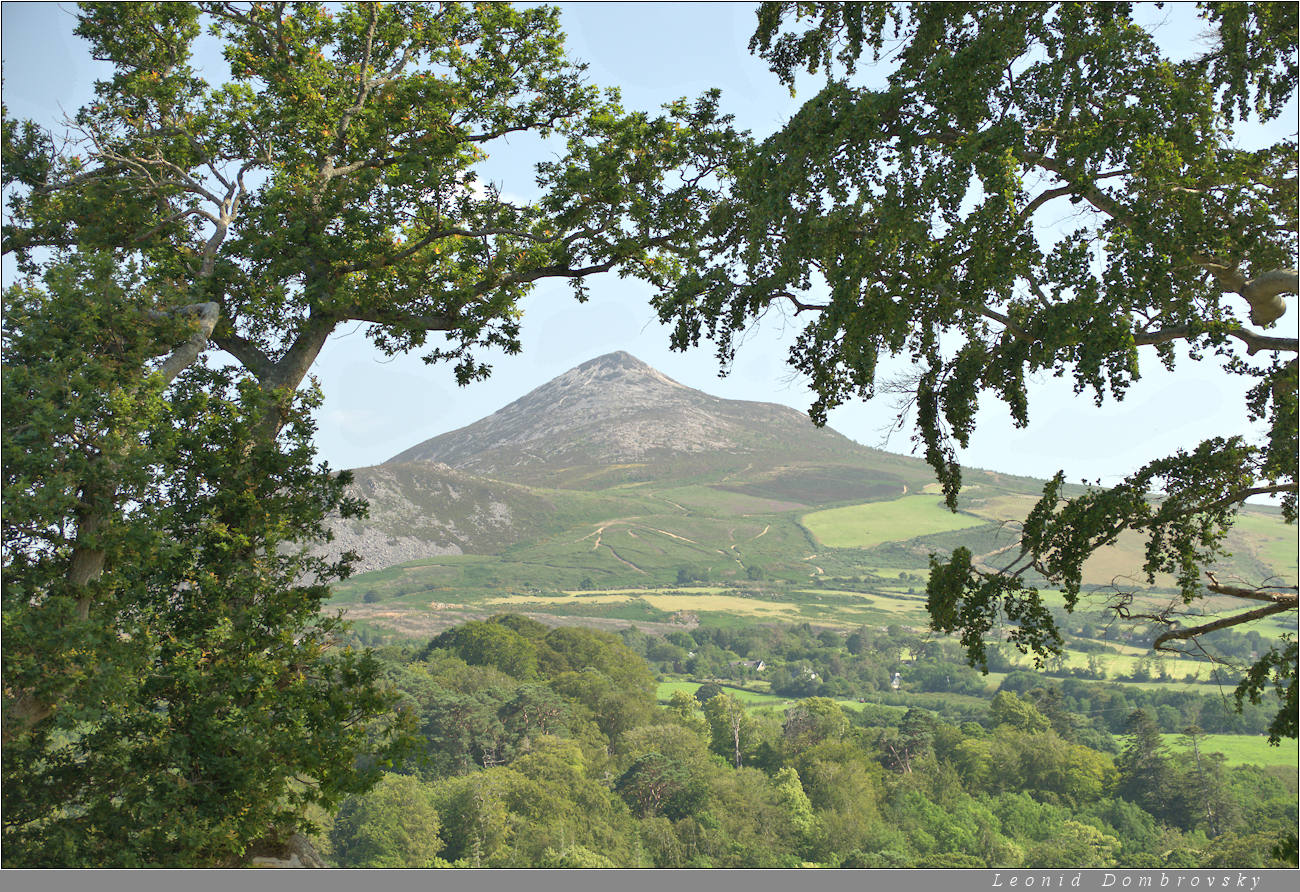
[
  {"x1": 1162, "y1": 733, "x2": 1299, "y2": 769},
  {"x1": 801, "y1": 495, "x2": 987, "y2": 549},
  {"x1": 657, "y1": 680, "x2": 790, "y2": 708},
  {"x1": 485, "y1": 590, "x2": 804, "y2": 620}
]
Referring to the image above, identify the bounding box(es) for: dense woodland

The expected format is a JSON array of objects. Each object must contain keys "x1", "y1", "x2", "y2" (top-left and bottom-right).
[{"x1": 316, "y1": 615, "x2": 1297, "y2": 869}]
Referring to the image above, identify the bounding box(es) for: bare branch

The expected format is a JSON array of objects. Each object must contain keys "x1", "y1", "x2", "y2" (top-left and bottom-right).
[
  {"x1": 775, "y1": 290, "x2": 828, "y2": 314},
  {"x1": 343, "y1": 309, "x2": 459, "y2": 331},
  {"x1": 131, "y1": 206, "x2": 222, "y2": 246},
  {"x1": 1132, "y1": 324, "x2": 1299, "y2": 355},
  {"x1": 978, "y1": 305, "x2": 1029, "y2": 340},
  {"x1": 1153, "y1": 598, "x2": 1297, "y2": 652},
  {"x1": 1205, "y1": 571, "x2": 1300, "y2": 603},
  {"x1": 154, "y1": 302, "x2": 221, "y2": 383},
  {"x1": 212, "y1": 328, "x2": 277, "y2": 381},
  {"x1": 1019, "y1": 184, "x2": 1075, "y2": 220}
]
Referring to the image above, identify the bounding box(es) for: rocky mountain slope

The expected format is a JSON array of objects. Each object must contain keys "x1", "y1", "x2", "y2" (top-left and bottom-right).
[
  {"x1": 326, "y1": 350, "x2": 931, "y2": 571},
  {"x1": 323, "y1": 461, "x2": 555, "y2": 574},
  {"x1": 385, "y1": 351, "x2": 875, "y2": 487}
]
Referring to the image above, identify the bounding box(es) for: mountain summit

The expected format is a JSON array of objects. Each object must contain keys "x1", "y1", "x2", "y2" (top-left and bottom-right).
[{"x1": 385, "y1": 351, "x2": 866, "y2": 484}]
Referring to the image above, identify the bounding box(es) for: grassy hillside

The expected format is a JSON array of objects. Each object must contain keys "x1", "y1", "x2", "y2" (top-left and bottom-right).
[
  {"x1": 802, "y1": 494, "x2": 988, "y2": 548},
  {"x1": 1161, "y1": 733, "x2": 1298, "y2": 769},
  {"x1": 331, "y1": 464, "x2": 1297, "y2": 656},
  {"x1": 328, "y1": 355, "x2": 1296, "y2": 696}
]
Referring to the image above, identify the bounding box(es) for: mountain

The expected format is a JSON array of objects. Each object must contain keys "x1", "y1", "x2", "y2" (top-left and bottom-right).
[
  {"x1": 327, "y1": 350, "x2": 941, "y2": 573},
  {"x1": 384, "y1": 351, "x2": 882, "y2": 489},
  {"x1": 322, "y1": 461, "x2": 557, "y2": 573},
  {"x1": 323, "y1": 352, "x2": 1296, "y2": 602}
]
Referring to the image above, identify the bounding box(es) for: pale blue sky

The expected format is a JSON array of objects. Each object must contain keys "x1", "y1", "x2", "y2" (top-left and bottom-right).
[{"x1": 2, "y1": 2, "x2": 1294, "y2": 493}]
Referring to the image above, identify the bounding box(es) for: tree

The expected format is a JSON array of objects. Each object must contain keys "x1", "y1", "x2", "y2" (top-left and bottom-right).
[
  {"x1": 5, "y1": 1, "x2": 741, "y2": 436},
  {"x1": 2, "y1": 1, "x2": 739, "y2": 864},
  {"x1": 330, "y1": 773, "x2": 444, "y2": 868},
  {"x1": 615, "y1": 751, "x2": 706, "y2": 820},
  {"x1": 989, "y1": 690, "x2": 1052, "y2": 734},
  {"x1": 704, "y1": 691, "x2": 754, "y2": 767},
  {"x1": 694, "y1": 681, "x2": 725, "y2": 704},
  {"x1": 878, "y1": 707, "x2": 935, "y2": 774},
  {"x1": 1173, "y1": 724, "x2": 1237, "y2": 837},
  {"x1": 654, "y1": 1, "x2": 1297, "y2": 735},
  {"x1": 793, "y1": 741, "x2": 885, "y2": 858},
  {"x1": 1025, "y1": 819, "x2": 1121, "y2": 869},
  {"x1": 419, "y1": 689, "x2": 508, "y2": 775},
  {"x1": 427, "y1": 620, "x2": 539, "y2": 679},
  {"x1": 1116, "y1": 709, "x2": 1177, "y2": 821},
  {"x1": 781, "y1": 696, "x2": 849, "y2": 755},
  {"x1": 2, "y1": 256, "x2": 402, "y2": 866}
]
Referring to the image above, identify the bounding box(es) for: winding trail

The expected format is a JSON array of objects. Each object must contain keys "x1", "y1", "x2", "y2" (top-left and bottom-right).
[
  {"x1": 652, "y1": 493, "x2": 690, "y2": 514},
  {"x1": 647, "y1": 527, "x2": 699, "y2": 544},
  {"x1": 602, "y1": 543, "x2": 647, "y2": 574},
  {"x1": 972, "y1": 540, "x2": 1022, "y2": 571}
]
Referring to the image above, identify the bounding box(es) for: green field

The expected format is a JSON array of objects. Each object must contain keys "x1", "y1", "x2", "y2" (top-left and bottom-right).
[
  {"x1": 657, "y1": 680, "x2": 790, "y2": 708},
  {"x1": 329, "y1": 455, "x2": 1294, "y2": 700},
  {"x1": 802, "y1": 495, "x2": 988, "y2": 549},
  {"x1": 1162, "y1": 733, "x2": 1298, "y2": 768},
  {"x1": 1230, "y1": 510, "x2": 1299, "y2": 581}
]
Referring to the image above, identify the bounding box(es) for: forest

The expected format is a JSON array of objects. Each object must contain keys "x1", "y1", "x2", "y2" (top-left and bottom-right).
[{"x1": 315, "y1": 615, "x2": 1297, "y2": 869}]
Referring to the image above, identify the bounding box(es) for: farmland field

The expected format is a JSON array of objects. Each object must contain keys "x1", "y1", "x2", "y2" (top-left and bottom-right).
[
  {"x1": 657, "y1": 680, "x2": 790, "y2": 707},
  {"x1": 1230, "y1": 510, "x2": 1300, "y2": 581},
  {"x1": 485, "y1": 590, "x2": 804, "y2": 620},
  {"x1": 801, "y1": 495, "x2": 987, "y2": 548},
  {"x1": 1162, "y1": 733, "x2": 1299, "y2": 768}
]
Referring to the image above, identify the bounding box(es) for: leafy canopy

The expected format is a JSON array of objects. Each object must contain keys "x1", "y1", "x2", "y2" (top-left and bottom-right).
[
  {"x1": 1, "y1": 254, "x2": 406, "y2": 866},
  {"x1": 5, "y1": 1, "x2": 744, "y2": 414},
  {"x1": 1, "y1": 0, "x2": 742, "y2": 865},
  {"x1": 654, "y1": 2, "x2": 1297, "y2": 733}
]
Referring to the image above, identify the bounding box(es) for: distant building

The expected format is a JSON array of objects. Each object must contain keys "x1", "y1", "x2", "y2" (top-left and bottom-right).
[
  {"x1": 891, "y1": 672, "x2": 902, "y2": 690},
  {"x1": 729, "y1": 659, "x2": 766, "y2": 672}
]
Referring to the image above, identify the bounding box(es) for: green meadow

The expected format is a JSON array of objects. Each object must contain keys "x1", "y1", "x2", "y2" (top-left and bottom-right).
[
  {"x1": 800, "y1": 494, "x2": 988, "y2": 549},
  {"x1": 1162, "y1": 733, "x2": 1299, "y2": 769}
]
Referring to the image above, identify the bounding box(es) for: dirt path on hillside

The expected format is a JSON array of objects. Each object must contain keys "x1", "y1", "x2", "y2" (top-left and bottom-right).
[
  {"x1": 652, "y1": 493, "x2": 689, "y2": 514},
  {"x1": 602, "y1": 543, "x2": 647, "y2": 574},
  {"x1": 646, "y1": 526, "x2": 726, "y2": 555},
  {"x1": 972, "y1": 540, "x2": 1022, "y2": 570},
  {"x1": 648, "y1": 527, "x2": 698, "y2": 544}
]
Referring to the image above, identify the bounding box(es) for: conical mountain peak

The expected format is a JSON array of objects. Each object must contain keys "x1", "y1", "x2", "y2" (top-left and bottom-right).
[{"x1": 385, "y1": 352, "x2": 863, "y2": 484}]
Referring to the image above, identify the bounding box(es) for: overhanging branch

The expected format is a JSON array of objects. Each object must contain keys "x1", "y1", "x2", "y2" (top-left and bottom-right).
[
  {"x1": 1153, "y1": 597, "x2": 1297, "y2": 652},
  {"x1": 1205, "y1": 571, "x2": 1300, "y2": 603}
]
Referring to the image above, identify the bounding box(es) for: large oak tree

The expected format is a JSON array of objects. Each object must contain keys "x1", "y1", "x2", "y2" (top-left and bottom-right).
[{"x1": 2, "y1": 0, "x2": 740, "y2": 866}]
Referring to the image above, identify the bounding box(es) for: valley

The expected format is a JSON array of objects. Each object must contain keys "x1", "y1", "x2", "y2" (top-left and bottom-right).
[
  {"x1": 324, "y1": 352, "x2": 1298, "y2": 689},
  {"x1": 318, "y1": 351, "x2": 1297, "y2": 868}
]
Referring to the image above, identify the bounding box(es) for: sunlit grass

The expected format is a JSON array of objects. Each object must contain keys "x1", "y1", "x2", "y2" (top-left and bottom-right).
[
  {"x1": 802, "y1": 495, "x2": 986, "y2": 549},
  {"x1": 1161, "y1": 732, "x2": 1298, "y2": 768}
]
